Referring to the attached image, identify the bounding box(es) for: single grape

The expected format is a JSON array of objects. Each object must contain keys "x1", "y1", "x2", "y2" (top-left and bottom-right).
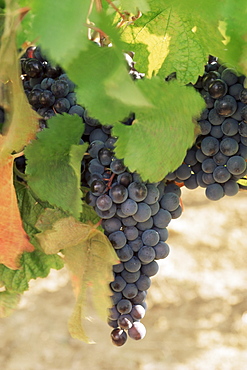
[
  {"x1": 208, "y1": 79, "x2": 227, "y2": 99},
  {"x1": 128, "y1": 182, "x2": 148, "y2": 202},
  {"x1": 160, "y1": 192, "x2": 180, "y2": 212},
  {"x1": 96, "y1": 194, "x2": 112, "y2": 211},
  {"x1": 110, "y1": 159, "x2": 126, "y2": 174},
  {"x1": 117, "y1": 299, "x2": 132, "y2": 314},
  {"x1": 201, "y1": 136, "x2": 220, "y2": 156},
  {"x1": 109, "y1": 184, "x2": 128, "y2": 204},
  {"x1": 123, "y1": 226, "x2": 139, "y2": 241},
  {"x1": 221, "y1": 68, "x2": 239, "y2": 86},
  {"x1": 141, "y1": 229, "x2": 160, "y2": 247},
  {"x1": 154, "y1": 241, "x2": 170, "y2": 259},
  {"x1": 124, "y1": 256, "x2": 142, "y2": 273},
  {"x1": 53, "y1": 98, "x2": 70, "y2": 113},
  {"x1": 122, "y1": 283, "x2": 138, "y2": 299},
  {"x1": 108, "y1": 231, "x2": 127, "y2": 249},
  {"x1": 117, "y1": 245, "x2": 134, "y2": 262},
  {"x1": 205, "y1": 183, "x2": 224, "y2": 201},
  {"x1": 212, "y1": 166, "x2": 231, "y2": 183},
  {"x1": 68, "y1": 105, "x2": 85, "y2": 117},
  {"x1": 143, "y1": 184, "x2": 160, "y2": 204},
  {"x1": 138, "y1": 246, "x2": 155, "y2": 264},
  {"x1": 128, "y1": 322, "x2": 146, "y2": 340},
  {"x1": 220, "y1": 137, "x2": 239, "y2": 156},
  {"x1": 226, "y1": 155, "x2": 247, "y2": 175},
  {"x1": 117, "y1": 172, "x2": 133, "y2": 187},
  {"x1": 223, "y1": 180, "x2": 239, "y2": 196},
  {"x1": 113, "y1": 262, "x2": 124, "y2": 273},
  {"x1": 121, "y1": 199, "x2": 138, "y2": 216},
  {"x1": 214, "y1": 95, "x2": 237, "y2": 117},
  {"x1": 132, "y1": 203, "x2": 151, "y2": 222},
  {"x1": 51, "y1": 80, "x2": 70, "y2": 98},
  {"x1": 102, "y1": 217, "x2": 122, "y2": 233},
  {"x1": 153, "y1": 209, "x2": 172, "y2": 228},
  {"x1": 221, "y1": 118, "x2": 239, "y2": 136},
  {"x1": 141, "y1": 260, "x2": 159, "y2": 277},
  {"x1": 111, "y1": 328, "x2": 127, "y2": 346},
  {"x1": 98, "y1": 148, "x2": 113, "y2": 166},
  {"x1": 202, "y1": 158, "x2": 217, "y2": 173},
  {"x1": 90, "y1": 179, "x2": 106, "y2": 196},
  {"x1": 118, "y1": 315, "x2": 133, "y2": 330},
  {"x1": 136, "y1": 274, "x2": 151, "y2": 291}
]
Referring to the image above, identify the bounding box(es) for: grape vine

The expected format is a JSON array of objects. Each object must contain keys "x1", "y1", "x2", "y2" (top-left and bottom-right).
[{"x1": 0, "y1": 0, "x2": 247, "y2": 345}]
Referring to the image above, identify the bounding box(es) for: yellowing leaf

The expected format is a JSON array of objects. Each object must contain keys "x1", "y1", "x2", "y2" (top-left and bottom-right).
[
  {"x1": 0, "y1": 1, "x2": 39, "y2": 270},
  {"x1": 35, "y1": 210, "x2": 118, "y2": 342},
  {"x1": 123, "y1": 25, "x2": 170, "y2": 78},
  {"x1": 35, "y1": 213, "x2": 92, "y2": 255},
  {"x1": 0, "y1": 156, "x2": 35, "y2": 269},
  {"x1": 0, "y1": 2, "x2": 39, "y2": 161}
]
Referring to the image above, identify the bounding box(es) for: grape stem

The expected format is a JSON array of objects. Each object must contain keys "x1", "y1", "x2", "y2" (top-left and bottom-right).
[{"x1": 105, "y1": 172, "x2": 116, "y2": 190}]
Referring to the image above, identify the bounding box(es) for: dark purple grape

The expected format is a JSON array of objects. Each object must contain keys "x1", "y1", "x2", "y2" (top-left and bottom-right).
[
  {"x1": 202, "y1": 71, "x2": 221, "y2": 91},
  {"x1": 24, "y1": 58, "x2": 43, "y2": 78},
  {"x1": 214, "y1": 95, "x2": 237, "y2": 117},
  {"x1": 53, "y1": 98, "x2": 70, "y2": 113},
  {"x1": 111, "y1": 328, "x2": 127, "y2": 346},
  {"x1": 51, "y1": 80, "x2": 70, "y2": 98},
  {"x1": 39, "y1": 90, "x2": 55, "y2": 107},
  {"x1": 90, "y1": 179, "x2": 106, "y2": 196},
  {"x1": 208, "y1": 79, "x2": 227, "y2": 99}
]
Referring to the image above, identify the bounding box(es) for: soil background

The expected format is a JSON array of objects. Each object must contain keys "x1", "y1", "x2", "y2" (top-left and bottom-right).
[{"x1": 1, "y1": 187, "x2": 247, "y2": 370}]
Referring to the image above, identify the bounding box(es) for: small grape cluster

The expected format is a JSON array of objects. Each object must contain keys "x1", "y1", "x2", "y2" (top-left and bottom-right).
[
  {"x1": 167, "y1": 58, "x2": 247, "y2": 200},
  {"x1": 82, "y1": 119, "x2": 182, "y2": 346},
  {"x1": 20, "y1": 46, "x2": 84, "y2": 126}
]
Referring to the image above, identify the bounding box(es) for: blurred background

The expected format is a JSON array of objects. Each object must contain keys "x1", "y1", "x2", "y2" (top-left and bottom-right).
[{"x1": 1, "y1": 187, "x2": 247, "y2": 370}]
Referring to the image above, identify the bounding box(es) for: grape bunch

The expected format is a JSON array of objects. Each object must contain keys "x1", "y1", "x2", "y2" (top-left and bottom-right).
[
  {"x1": 82, "y1": 118, "x2": 182, "y2": 346},
  {"x1": 167, "y1": 58, "x2": 247, "y2": 200},
  {"x1": 17, "y1": 46, "x2": 183, "y2": 346},
  {"x1": 20, "y1": 46, "x2": 84, "y2": 127}
]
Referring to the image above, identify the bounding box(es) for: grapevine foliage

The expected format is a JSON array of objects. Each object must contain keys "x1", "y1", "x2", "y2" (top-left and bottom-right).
[{"x1": 0, "y1": 0, "x2": 247, "y2": 342}]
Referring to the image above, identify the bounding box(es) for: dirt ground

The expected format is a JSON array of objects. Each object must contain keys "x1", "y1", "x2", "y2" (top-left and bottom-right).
[{"x1": 1, "y1": 187, "x2": 247, "y2": 370}]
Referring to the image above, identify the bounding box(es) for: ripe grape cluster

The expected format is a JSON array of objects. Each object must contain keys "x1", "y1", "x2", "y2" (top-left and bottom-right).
[
  {"x1": 20, "y1": 46, "x2": 84, "y2": 127},
  {"x1": 18, "y1": 46, "x2": 183, "y2": 346},
  {"x1": 82, "y1": 119, "x2": 182, "y2": 346},
  {"x1": 16, "y1": 47, "x2": 247, "y2": 346},
  {"x1": 167, "y1": 59, "x2": 247, "y2": 200}
]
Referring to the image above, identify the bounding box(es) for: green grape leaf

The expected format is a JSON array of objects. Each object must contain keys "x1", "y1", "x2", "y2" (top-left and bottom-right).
[
  {"x1": 121, "y1": 1, "x2": 225, "y2": 84},
  {"x1": 0, "y1": 291, "x2": 21, "y2": 318},
  {"x1": 67, "y1": 41, "x2": 151, "y2": 125},
  {"x1": 220, "y1": 0, "x2": 247, "y2": 75},
  {"x1": 112, "y1": 77, "x2": 205, "y2": 182},
  {"x1": 15, "y1": 181, "x2": 52, "y2": 243},
  {"x1": 34, "y1": 209, "x2": 118, "y2": 342},
  {"x1": 0, "y1": 250, "x2": 64, "y2": 293},
  {"x1": 25, "y1": 114, "x2": 86, "y2": 219},
  {"x1": 25, "y1": 0, "x2": 91, "y2": 66}
]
